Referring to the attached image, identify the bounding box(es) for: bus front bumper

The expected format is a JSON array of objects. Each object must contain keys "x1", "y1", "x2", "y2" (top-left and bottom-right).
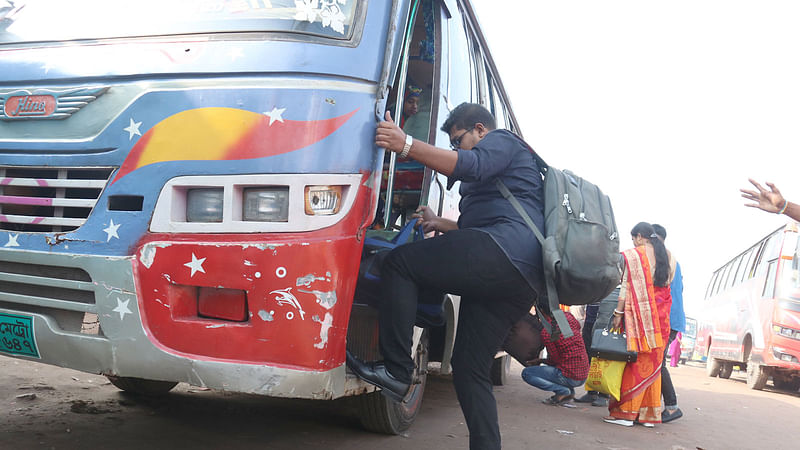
[{"x1": 0, "y1": 242, "x2": 374, "y2": 400}]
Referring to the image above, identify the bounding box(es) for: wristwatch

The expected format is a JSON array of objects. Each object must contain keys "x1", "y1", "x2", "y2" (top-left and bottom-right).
[{"x1": 399, "y1": 133, "x2": 413, "y2": 158}]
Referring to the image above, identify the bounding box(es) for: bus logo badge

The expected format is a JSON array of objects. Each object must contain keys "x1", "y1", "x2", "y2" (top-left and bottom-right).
[
  {"x1": 0, "y1": 86, "x2": 109, "y2": 121},
  {"x1": 4, "y1": 95, "x2": 56, "y2": 118}
]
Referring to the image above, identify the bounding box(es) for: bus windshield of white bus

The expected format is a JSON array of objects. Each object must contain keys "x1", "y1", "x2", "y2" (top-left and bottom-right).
[{"x1": 0, "y1": 0, "x2": 358, "y2": 44}]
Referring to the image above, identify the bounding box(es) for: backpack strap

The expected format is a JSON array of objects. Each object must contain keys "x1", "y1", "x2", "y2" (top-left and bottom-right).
[
  {"x1": 495, "y1": 179, "x2": 544, "y2": 245},
  {"x1": 495, "y1": 179, "x2": 573, "y2": 340},
  {"x1": 510, "y1": 132, "x2": 548, "y2": 176}
]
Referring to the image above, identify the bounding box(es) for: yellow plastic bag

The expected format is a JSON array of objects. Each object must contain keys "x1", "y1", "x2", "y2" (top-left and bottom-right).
[{"x1": 584, "y1": 357, "x2": 626, "y2": 401}]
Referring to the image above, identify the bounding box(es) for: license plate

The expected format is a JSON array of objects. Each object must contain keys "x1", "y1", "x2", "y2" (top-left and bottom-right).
[{"x1": 0, "y1": 313, "x2": 39, "y2": 358}]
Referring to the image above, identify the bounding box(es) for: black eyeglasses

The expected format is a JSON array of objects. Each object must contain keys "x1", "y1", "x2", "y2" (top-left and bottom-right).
[{"x1": 450, "y1": 126, "x2": 475, "y2": 150}]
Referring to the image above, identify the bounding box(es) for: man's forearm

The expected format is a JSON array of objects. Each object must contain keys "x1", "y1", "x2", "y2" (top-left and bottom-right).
[
  {"x1": 434, "y1": 217, "x2": 458, "y2": 232},
  {"x1": 405, "y1": 138, "x2": 458, "y2": 176}
]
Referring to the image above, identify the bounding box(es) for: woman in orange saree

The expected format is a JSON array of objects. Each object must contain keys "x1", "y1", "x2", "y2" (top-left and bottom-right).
[{"x1": 604, "y1": 222, "x2": 672, "y2": 427}]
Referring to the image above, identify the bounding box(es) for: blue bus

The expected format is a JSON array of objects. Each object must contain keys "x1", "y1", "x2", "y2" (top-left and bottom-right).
[{"x1": 0, "y1": 0, "x2": 523, "y2": 433}]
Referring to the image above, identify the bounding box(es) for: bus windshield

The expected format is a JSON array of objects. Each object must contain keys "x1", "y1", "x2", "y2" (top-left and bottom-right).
[
  {"x1": 0, "y1": 0, "x2": 358, "y2": 44},
  {"x1": 780, "y1": 232, "x2": 800, "y2": 301}
]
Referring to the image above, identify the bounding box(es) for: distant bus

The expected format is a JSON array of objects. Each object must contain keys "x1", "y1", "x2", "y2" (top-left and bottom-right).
[
  {"x1": 697, "y1": 223, "x2": 800, "y2": 391},
  {"x1": 679, "y1": 316, "x2": 697, "y2": 364}
]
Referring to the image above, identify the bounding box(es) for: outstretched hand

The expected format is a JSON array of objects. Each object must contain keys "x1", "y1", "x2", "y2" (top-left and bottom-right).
[
  {"x1": 375, "y1": 111, "x2": 406, "y2": 154},
  {"x1": 741, "y1": 178, "x2": 785, "y2": 214}
]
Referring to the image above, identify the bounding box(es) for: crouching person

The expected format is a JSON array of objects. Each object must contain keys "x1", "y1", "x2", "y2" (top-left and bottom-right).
[{"x1": 522, "y1": 310, "x2": 589, "y2": 405}]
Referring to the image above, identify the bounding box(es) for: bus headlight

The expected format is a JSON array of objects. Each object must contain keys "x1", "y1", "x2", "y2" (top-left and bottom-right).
[
  {"x1": 773, "y1": 325, "x2": 800, "y2": 340},
  {"x1": 150, "y1": 174, "x2": 360, "y2": 232},
  {"x1": 186, "y1": 188, "x2": 223, "y2": 222},
  {"x1": 243, "y1": 187, "x2": 289, "y2": 222},
  {"x1": 304, "y1": 185, "x2": 342, "y2": 215}
]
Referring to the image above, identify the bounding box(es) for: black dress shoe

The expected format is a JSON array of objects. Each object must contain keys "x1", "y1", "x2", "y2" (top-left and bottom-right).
[
  {"x1": 346, "y1": 351, "x2": 410, "y2": 403},
  {"x1": 575, "y1": 392, "x2": 598, "y2": 403},
  {"x1": 661, "y1": 407, "x2": 683, "y2": 423}
]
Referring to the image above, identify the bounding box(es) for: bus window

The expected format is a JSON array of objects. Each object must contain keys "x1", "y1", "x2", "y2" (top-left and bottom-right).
[
  {"x1": 473, "y1": 49, "x2": 490, "y2": 107},
  {"x1": 715, "y1": 263, "x2": 734, "y2": 296},
  {"x1": 705, "y1": 271, "x2": 719, "y2": 299},
  {"x1": 724, "y1": 261, "x2": 740, "y2": 293},
  {"x1": 754, "y1": 233, "x2": 782, "y2": 278},
  {"x1": 491, "y1": 80, "x2": 509, "y2": 129},
  {"x1": 727, "y1": 255, "x2": 745, "y2": 289},
  {"x1": 710, "y1": 269, "x2": 725, "y2": 298},
  {"x1": 446, "y1": 7, "x2": 474, "y2": 107},
  {"x1": 764, "y1": 232, "x2": 783, "y2": 261},
  {"x1": 738, "y1": 247, "x2": 756, "y2": 283},
  {"x1": 763, "y1": 260, "x2": 778, "y2": 298}
]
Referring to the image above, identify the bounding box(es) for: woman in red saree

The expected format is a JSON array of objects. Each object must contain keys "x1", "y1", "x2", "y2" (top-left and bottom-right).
[{"x1": 604, "y1": 222, "x2": 673, "y2": 427}]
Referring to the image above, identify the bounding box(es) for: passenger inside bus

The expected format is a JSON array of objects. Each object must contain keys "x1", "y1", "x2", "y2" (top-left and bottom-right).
[
  {"x1": 388, "y1": 83, "x2": 422, "y2": 128},
  {"x1": 374, "y1": 0, "x2": 435, "y2": 230}
]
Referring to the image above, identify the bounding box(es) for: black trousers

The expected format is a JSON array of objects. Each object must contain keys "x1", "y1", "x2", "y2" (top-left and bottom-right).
[
  {"x1": 582, "y1": 303, "x2": 600, "y2": 354},
  {"x1": 661, "y1": 329, "x2": 679, "y2": 406},
  {"x1": 380, "y1": 229, "x2": 539, "y2": 450}
]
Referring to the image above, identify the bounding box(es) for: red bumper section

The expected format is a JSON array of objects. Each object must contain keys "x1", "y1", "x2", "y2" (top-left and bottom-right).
[{"x1": 134, "y1": 235, "x2": 363, "y2": 371}]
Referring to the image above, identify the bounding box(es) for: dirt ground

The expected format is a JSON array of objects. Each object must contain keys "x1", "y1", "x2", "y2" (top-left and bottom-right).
[{"x1": 2, "y1": 355, "x2": 798, "y2": 449}]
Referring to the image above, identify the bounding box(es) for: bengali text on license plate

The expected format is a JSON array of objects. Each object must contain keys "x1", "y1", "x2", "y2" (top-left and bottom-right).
[{"x1": 0, "y1": 313, "x2": 39, "y2": 358}]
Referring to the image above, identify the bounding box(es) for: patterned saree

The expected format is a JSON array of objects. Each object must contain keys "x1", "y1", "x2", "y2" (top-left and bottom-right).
[{"x1": 608, "y1": 247, "x2": 672, "y2": 423}]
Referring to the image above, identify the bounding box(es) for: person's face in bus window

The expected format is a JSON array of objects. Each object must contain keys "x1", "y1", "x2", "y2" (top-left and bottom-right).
[
  {"x1": 448, "y1": 123, "x2": 486, "y2": 150},
  {"x1": 403, "y1": 96, "x2": 419, "y2": 118}
]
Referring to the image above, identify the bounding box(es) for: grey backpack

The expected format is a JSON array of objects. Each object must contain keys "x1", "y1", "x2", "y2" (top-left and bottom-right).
[{"x1": 496, "y1": 143, "x2": 621, "y2": 338}]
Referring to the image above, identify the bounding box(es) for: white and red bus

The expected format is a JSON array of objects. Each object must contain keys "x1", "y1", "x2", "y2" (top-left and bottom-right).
[{"x1": 697, "y1": 222, "x2": 800, "y2": 390}]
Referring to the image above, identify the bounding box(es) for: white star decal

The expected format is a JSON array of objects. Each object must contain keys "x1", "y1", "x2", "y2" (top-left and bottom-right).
[
  {"x1": 229, "y1": 47, "x2": 244, "y2": 61},
  {"x1": 112, "y1": 298, "x2": 132, "y2": 320},
  {"x1": 184, "y1": 253, "x2": 206, "y2": 277},
  {"x1": 123, "y1": 118, "x2": 142, "y2": 141},
  {"x1": 103, "y1": 219, "x2": 121, "y2": 242},
  {"x1": 263, "y1": 107, "x2": 286, "y2": 126},
  {"x1": 5, "y1": 234, "x2": 19, "y2": 247}
]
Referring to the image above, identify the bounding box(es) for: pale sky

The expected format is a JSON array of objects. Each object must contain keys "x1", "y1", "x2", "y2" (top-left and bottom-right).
[{"x1": 472, "y1": 0, "x2": 800, "y2": 316}]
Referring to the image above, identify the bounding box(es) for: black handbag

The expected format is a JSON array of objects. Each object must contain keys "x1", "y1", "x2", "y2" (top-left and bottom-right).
[{"x1": 588, "y1": 317, "x2": 637, "y2": 362}]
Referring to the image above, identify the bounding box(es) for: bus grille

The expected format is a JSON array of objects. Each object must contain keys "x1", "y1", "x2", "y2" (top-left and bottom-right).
[
  {"x1": 0, "y1": 166, "x2": 114, "y2": 233},
  {"x1": 0, "y1": 260, "x2": 99, "y2": 334}
]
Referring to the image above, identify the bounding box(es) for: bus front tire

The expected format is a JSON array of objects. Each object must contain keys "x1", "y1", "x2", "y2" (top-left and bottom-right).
[
  {"x1": 490, "y1": 354, "x2": 511, "y2": 386},
  {"x1": 705, "y1": 355, "x2": 722, "y2": 378},
  {"x1": 719, "y1": 362, "x2": 734, "y2": 379},
  {"x1": 106, "y1": 376, "x2": 178, "y2": 396},
  {"x1": 355, "y1": 330, "x2": 429, "y2": 435},
  {"x1": 745, "y1": 354, "x2": 769, "y2": 390}
]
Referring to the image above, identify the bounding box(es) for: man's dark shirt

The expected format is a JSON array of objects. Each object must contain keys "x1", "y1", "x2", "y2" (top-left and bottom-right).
[
  {"x1": 448, "y1": 129, "x2": 544, "y2": 290},
  {"x1": 541, "y1": 312, "x2": 590, "y2": 381}
]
